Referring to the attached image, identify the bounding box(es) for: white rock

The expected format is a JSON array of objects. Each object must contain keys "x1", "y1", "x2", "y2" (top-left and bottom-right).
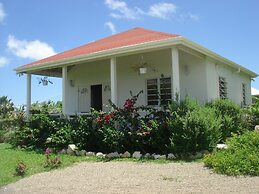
[
  {"x1": 195, "y1": 152, "x2": 203, "y2": 158},
  {"x1": 200, "y1": 150, "x2": 210, "y2": 155},
  {"x1": 216, "y1": 144, "x2": 228, "y2": 149},
  {"x1": 106, "y1": 152, "x2": 120, "y2": 158},
  {"x1": 159, "y1": 155, "x2": 166, "y2": 159},
  {"x1": 96, "y1": 152, "x2": 105, "y2": 157},
  {"x1": 58, "y1": 149, "x2": 67, "y2": 154},
  {"x1": 67, "y1": 144, "x2": 78, "y2": 155},
  {"x1": 132, "y1": 151, "x2": 142, "y2": 159},
  {"x1": 121, "y1": 151, "x2": 131, "y2": 158},
  {"x1": 144, "y1": 153, "x2": 151, "y2": 158},
  {"x1": 167, "y1": 153, "x2": 176, "y2": 160},
  {"x1": 75, "y1": 150, "x2": 81, "y2": 156},
  {"x1": 255, "y1": 125, "x2": 259, "y2": 131},
  {"x1": 85, "y1": 152, "x2": 95, "y2": 156},
  {"x1": 80, "y1": 150, "x2": 86, "y2": 156},
  {"x1": 153, "y1": 154, "x2": 160, "y2": 159},
  {"x1": 46, "y1": 137, "x2": 52, "y2": 143}
]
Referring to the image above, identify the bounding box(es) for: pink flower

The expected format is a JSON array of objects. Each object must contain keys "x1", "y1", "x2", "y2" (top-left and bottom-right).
[{"x1": 45, "y1": 148, "x2": 52, "y2": 155}]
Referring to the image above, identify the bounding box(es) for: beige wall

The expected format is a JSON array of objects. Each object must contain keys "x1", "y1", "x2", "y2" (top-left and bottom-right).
[{"x1": 64, "y1": 48, "x2": 252, "y2": 114}]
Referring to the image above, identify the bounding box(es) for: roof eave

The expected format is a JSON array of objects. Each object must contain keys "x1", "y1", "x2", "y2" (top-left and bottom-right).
[
  {"x1": 16, "y1": 36, "x2": 258, "y2": 78},
  {"x1": 15, "y1": 37, "x2": 183, "y2": 73},
  {"x1": 181, "y1": 38, "x2": 258, "y2": 78}
]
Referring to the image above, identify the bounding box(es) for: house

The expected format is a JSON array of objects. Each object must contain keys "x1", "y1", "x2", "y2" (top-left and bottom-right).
[{"x1": 15, "y1": 27, "x2": 258, "y2": 115}]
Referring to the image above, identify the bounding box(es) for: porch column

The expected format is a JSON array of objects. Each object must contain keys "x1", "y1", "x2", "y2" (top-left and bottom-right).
[
  {"x1": 26, "y1": 73, "x2": 31, "y2": 118},
  {"x1": 110, "y1": 57, "x2": 117, "y2": 105},
  {"x1": 171, "y1": 47, "x2": 180, "y2": 101},
  {"x1": 62, "y1": 66, "x2": 67, "y2": 115}
]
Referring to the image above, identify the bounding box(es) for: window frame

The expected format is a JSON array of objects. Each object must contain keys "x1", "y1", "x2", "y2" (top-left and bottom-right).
[
  {"x1": 146, "y1": 77, "x2": 172, "y2": 106},
  {"x1": 218, "y1": 76, "x2": 227, "y2": 99},
  {"x1": 242, "y1": 83, "x2": 246, "y2": 106}
]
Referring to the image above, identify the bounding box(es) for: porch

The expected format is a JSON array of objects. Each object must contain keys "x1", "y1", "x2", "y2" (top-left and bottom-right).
[{"x1": 25, "y1": 47, "x2": 207, "y2": 115}]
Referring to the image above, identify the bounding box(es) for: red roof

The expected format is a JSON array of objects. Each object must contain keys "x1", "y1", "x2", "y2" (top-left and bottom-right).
[{"x1": 19, "y1": 27, "x2": 179, "y2": 69}]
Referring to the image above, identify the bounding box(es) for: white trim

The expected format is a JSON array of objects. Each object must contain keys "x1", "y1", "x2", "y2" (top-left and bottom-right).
[
  {"x1": 62, "y1": 66, "x2": 68, "y2": 114},
  {"x1": 26, "y1": 73, "x2": 31, "y2": 118},
  {"x1": 110, "y1": 58, "x2": 117, "y2": 105},
  {"x1": 16, "y1": 36, "x2": 257, "y2": 78},
  {"x1": 171, "y1": 47, "x2": 180, "y2": 101}
]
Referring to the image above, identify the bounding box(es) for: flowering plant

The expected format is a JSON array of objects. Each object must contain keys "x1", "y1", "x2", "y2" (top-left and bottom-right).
[{"x1": 44, "y1": 148, "x2": 62, "y2": 169}]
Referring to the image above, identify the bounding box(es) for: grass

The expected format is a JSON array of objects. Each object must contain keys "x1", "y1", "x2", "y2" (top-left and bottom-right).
[
  {"x1": 0, "y1": 143, "x2": 201, "y2": 186},
  {"x1": 0, "y1": 143, "x2": 99, "y2": 186}
]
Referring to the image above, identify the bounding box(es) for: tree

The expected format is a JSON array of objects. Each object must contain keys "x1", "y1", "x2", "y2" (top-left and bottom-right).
[{"x1": 0, "y1": 96, "x2": 14, "y2": 118}]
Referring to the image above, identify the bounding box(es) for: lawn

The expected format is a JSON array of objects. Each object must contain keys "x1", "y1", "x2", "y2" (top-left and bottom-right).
[
  {"x1": 0, "y1": 143, "x2": 201, "y2": 187},
  {"x1": 0, "y1": 143, "x2": 98, "y2": 186}
]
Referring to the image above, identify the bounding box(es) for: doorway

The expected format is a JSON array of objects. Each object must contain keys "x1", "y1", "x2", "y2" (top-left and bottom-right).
[{"x1": 91, "y1": 84, "x2": 102, "y2": 111}]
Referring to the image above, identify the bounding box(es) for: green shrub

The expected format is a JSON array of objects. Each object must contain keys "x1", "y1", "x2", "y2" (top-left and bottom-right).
[
  {"x1": 244, "y1": 101, "x2": 259, "y2": 130},
  {"x1": 168, "y1": 99, "x2": 222, "y2": 153},
  {"x1": 204, "y1": 131, "x2": 259, "y2": 176},
  {"x1": 69, "y1": 116, "x2": 95, "y2": 150},
  {"x1": 49, "y1": 121, "x2": 73, "y2": 149},
  {"x1": 96, "y1": 126, "x2": 123, "y2": 153},
  {"x1": 207, "y1": 99, "x2": 246, "y2": 140},
  {"x1": 11, "y1": 113, "x2": 58, "y2": 149}
]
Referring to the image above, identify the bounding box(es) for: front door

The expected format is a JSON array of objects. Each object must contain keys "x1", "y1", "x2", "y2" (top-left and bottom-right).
[{"x1": 91, "y1": 84, "x2": 102, "y2": 111}]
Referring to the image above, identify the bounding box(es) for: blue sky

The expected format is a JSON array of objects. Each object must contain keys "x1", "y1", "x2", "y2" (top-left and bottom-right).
[{"x1": 0, "y1": 0, "x2": 258, "y2": 106}]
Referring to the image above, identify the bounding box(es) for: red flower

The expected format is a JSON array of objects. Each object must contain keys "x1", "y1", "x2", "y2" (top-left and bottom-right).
[
  {"x1": 97, "y1": 116, "x2": 103, "y2": 125},
  {"x1": 124, "y1": 99, "x2": 135, "y2": 109},
  {"x1": 104, "y1": 114, "x2": 112, "y2": 123}
]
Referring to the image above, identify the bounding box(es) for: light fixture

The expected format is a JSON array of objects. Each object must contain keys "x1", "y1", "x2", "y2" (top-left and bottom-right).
[
  {"x1": 38, "y1": 77, "x2": 53, "y2": 86},
  {"x1": 70, "y1": 80, "x2": 75, "y2": 87},
  {"x1": 104, "y1": 85, "x2": 111, "y2": 92},
  {"x1": 139, "y1": 67, "x2": 147, "y2": 74}
]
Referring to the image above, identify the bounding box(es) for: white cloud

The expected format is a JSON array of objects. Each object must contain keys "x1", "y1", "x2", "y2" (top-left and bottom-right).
[
  {"x1": 105, "y1": 0, "x2": 140, "y2": 20},
  {"x1": 105, "y1": 21, "x2": 117, "y2": 34},
  {"x1": 178, "y1": 12, "x2": 200, "y2": 22},
  {"x1": 0, "y1": 56, "x2": 9, "y2": 67},
  {"x1": 104, "y1": 0, "x2": 200, "y2": 22},
  {"x1": 188, "y1": 13, "x2": 200, "y2": 21},
  {"x1": 7, "y1": 35, "x2": 56, "y2": 60},
  {"x1": 147, "y1": 2, "x2": 177, "y2": 19},
  {"x1": 0, "y1": 3, "x2": 6, "y2": 23}
]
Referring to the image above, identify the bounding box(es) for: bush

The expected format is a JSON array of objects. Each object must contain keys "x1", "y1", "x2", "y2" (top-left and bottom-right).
[
  {"x1": 11, "y1": 96, "x2": 249, "y2": 156},
  {"x1": 204, "y1": 131, "x2": 259, "y2": 176},
  {"x1": 15, "y1": 161, "x2": 26, "y2": 176},
  {"x1": 11, "y1": 113, "x2": 58, "y2": 149},
  {"x1": 207, "y1": 99, "x2": 247, "y2": 140},
  {"x1": 244, "y1": 101, "x2": 259, "y2": 130},
  {"x1": 70, "y1": 115, "x2": 98, "y2": 151},
  {"x1": 168, "y1": 98, "x2": 222, "y2": 153},
  {"x1": 49, "y1": 121, "x2": 73, "y2": 149}
]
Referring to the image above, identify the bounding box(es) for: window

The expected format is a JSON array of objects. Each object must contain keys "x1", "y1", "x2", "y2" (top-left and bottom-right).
[
  {"x1": 147, "y1": 77, "x2": 172, "y2": 106},
  {"x1": 147, "y1": 79, "x2": 159, "y2": 106},
  {"x1": 242, "y1": 83, "x2": 246, "y2": 105},
  {"x1": 219, "y1": 76, "x2": 227, "y2": 99}
]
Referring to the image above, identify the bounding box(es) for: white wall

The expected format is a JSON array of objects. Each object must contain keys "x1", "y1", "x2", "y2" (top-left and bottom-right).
[
  {"x1": 214, "y1": 62, "x2": 252, "y2": 105},
  {"x1": 64, "y1": 48, "x2": 252, "y2": 114},
  {"x1": 179, "y1": 51, "x2": 207, "y2": 104}
]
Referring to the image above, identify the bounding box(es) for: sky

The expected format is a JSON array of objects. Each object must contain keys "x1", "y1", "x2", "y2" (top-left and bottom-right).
[{"x1": 0, "y1": 0, "x2": 258, "y2": 106}]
